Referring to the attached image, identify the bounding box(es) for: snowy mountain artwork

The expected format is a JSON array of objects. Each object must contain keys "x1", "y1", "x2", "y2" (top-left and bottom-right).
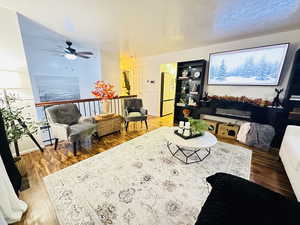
[{"x1": 208, "y1": 44, "x2": 289, "y2": 85}]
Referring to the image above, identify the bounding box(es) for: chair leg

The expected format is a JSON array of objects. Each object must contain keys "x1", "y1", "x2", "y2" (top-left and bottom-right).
[
  {"x1": 73, "y1": 142, "x2": 77, "y2": 156},
  {"x1": 54, "y1": 138, "x2": 59, "y2": 150},
  {"x1": 144, "y1": 120, "x2": 148, "y2": 130},
  {"x1": 126, "y1": 121, "x2": 129, "y2": 131}
]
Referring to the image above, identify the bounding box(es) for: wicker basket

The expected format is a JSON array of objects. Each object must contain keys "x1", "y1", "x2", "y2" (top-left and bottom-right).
[
  {"x1": 203, "y1": 119, "x2": 219, "y2": 134},
  {"x1": 217, "y1": 123, "x2": 240, "y2": 139}
]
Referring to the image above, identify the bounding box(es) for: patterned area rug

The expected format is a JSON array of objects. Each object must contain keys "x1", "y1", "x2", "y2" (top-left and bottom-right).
[{"x1": 44, "y1": 127, "x2": 252, "y2": 225}]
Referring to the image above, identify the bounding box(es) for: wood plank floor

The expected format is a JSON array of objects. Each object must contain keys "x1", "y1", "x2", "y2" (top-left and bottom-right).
[{"x1": 15, "y1": 115, "x2": 295, "y2": 225}]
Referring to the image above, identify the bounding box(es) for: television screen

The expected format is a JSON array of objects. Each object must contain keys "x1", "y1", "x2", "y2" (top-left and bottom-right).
[{"x1": 208, "y1": 43, "x2": 289, "y2": 85}]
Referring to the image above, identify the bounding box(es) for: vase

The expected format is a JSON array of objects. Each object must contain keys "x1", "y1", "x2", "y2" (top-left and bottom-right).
[{"x1": 102, "y1": 101, "x2": 111, "y2": 113}]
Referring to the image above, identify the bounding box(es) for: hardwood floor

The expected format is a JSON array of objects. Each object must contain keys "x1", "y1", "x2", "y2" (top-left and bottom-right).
[{"x1": 15, "y1": 115, "x2": 295, "y2": 225}]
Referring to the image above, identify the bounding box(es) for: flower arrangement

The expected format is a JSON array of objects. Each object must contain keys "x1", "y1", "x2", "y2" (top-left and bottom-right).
[{"x1": 91, "y1": 81, "x2": 117, "y2": 101}]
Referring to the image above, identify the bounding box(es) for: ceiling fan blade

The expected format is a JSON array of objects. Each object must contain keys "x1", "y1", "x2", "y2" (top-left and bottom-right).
[
  {"x1": 77, "y1": 55, "x2": 90, "y2": 59},
  {"x1": 64, "y1": 49, "x2": 72, "y2": 54},
  {"x1": 41, "y1": 49, "x2": 65, "y2": 54},
  {"x1": 76, "y1": 51, "x2": 93, "y2": 55}
]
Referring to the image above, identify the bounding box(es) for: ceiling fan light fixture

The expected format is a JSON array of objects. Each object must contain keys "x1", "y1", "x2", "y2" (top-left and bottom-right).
[{"x1": 65, "y1": 53, "x2": 77, "y2": 60}]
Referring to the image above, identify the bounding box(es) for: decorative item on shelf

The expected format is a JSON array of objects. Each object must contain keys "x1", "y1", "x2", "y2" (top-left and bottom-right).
[
  {"x1": 209, "y1": 95, "x2": 272, "y2": 107},
  {"x1": 182, "y1": 109, "x2": 191, "y2": 118},
  {"x1": 182, "y1": 82, "x2": 190, "y2": 94},
  {"x1": 191, "y1": 68, "x2": 202, "y2": 79},
  {"x1": 92, "y1": 81, "x2": 118, "y2": 113},
  {"x1": 272, "y1": 88, "x2": 284, "y2": 108},
  {"x1": 217, "y1": 123, "x2": 240, "y2": 139},
  {"x1": 203, "y1": 92, "x2": 209, "y2": 101},
  {"x1": 200, "y1": 92, "x2": 211, "y2": 106},
  {"x1": 179, "y1": 94, "x2": 187, "y2": 105},
  {"x1": 181, "y1": 69, "x2": 189, "y2": 77},
  {"x1": 188, "y1": 96, "x2": 197, "y2": 106},
  {"x1": 191, "y1": 83, "x2": 199, "y2": 93},
  {"x1": 181, "y1": 86, "x2": 186, "y2": 94}
]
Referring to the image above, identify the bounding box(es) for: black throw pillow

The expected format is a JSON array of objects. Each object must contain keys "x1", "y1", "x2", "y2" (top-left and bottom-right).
[{"x1": 195, "y1": 173, "x2": 300, "y2": 225}]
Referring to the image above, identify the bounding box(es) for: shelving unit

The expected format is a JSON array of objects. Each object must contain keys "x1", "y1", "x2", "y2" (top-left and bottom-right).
[{"x1": 174, "y1": 59, "x2": 207, "y2": 123}]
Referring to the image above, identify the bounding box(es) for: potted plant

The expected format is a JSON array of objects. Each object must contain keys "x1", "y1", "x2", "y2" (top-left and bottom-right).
[
  {"x1": 0, "y1": 95, "x2": 38, "y2": 157},
  {"x1": 188, "y1": 118, "x2": 209, "y2": 136}
]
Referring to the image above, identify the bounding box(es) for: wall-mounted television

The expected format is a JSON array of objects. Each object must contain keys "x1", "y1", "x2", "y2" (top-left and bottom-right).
[{"x1": 208, "y1": 43, "x2": 289, "y2": 86}]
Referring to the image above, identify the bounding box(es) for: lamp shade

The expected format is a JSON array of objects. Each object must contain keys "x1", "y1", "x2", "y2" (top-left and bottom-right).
[{"x1": 0, "y1": 71, "x2": 22, "y2": 89}]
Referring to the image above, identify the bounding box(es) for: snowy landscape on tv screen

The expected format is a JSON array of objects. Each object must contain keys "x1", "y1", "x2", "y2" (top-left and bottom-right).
[{"x1": 208, "y1": 44, "x2": 288, "y2": 85}]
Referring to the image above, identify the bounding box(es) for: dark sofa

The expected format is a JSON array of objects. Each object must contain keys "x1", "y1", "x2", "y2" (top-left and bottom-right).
[{"x1": 195, "y1": 173, "x2": 300, "y2": 225}]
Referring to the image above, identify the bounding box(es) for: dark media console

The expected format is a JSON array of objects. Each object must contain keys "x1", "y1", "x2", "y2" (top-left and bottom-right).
[{"x1": 174, "y1": 101, "x2": 288, "y2": 148}]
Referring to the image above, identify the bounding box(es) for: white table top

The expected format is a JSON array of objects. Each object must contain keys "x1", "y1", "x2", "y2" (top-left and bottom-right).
[{"x1": 165, "y1": 127, "x2": 217, "y2": 149}]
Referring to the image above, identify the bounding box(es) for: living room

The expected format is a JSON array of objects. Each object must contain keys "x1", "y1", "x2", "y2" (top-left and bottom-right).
[{"x1": 1, "y1": 1, "x2": 300, "y2": 225}]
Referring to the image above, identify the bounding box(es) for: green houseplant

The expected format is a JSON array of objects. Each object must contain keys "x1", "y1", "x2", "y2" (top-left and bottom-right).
[
  {"x1": 188, "y1": 118, "x2": 209, "y2": 136},
  {"x1": 0, "y1": 95, "x2": 38, "y2": 144}
]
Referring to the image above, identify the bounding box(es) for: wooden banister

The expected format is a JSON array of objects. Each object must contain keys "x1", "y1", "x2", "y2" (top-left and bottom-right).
[{"x1": 35, "y1": 95, "x2": 138, "y2": 107}]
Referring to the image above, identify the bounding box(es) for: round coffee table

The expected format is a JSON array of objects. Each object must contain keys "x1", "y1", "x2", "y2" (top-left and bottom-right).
[{"x1": 165, "y1": 127, "x2": 217, "y2": 164}]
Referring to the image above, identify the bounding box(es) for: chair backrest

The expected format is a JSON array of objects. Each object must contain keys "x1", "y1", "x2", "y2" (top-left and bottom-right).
[
  {"x1": 46, "y1": 103, "x2": 81, "y2": 125},
  {"x1": 124, "y1": 98, "x2": 143, "y2": 112}
]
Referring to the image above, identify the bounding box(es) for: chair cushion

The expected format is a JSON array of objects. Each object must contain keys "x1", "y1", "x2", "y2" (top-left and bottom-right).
[
  {"x1": 126, "y1": 112, "x2": 147, "y2": 122},
  {"x1": 195, "y1": 173, "x2": 300, "y2": 225},
  {"x1": 128, "y1": 112, "x2": 142, "y2": 117}
]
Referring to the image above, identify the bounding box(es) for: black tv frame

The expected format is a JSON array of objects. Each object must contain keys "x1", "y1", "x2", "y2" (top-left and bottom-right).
[{"x1": 207, "y1": 43, "x2": 290, "y2": 86}]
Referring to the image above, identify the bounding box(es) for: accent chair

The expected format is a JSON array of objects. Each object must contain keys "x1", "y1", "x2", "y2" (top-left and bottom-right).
[
  {"x1": 124, "y1": 98, "x2": 148, "y2": 131},
  {"x1": 46, "y1": 103, "x2": 96, "y2": 155}
]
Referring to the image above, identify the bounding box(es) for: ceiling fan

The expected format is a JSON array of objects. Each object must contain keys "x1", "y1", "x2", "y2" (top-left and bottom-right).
[{"x1": 64, "y1": 40, "x2": 93, "y2": 60}]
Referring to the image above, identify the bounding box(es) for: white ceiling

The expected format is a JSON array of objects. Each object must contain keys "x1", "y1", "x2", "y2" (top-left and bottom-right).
[{"x1": 1, "y1": 0, "x2": 300, "y2": 57}]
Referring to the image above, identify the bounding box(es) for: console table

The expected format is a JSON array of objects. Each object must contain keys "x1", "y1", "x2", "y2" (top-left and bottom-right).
[
  {"x1": 174, "y1": 101, "x2": 289, "y2": 148},
  {"x1": 95, "y1": 114, "x2": 122, "y2": 137}
]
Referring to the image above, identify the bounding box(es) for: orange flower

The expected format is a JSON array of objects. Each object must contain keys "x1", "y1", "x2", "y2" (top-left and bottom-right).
[{"x1": 91, "y1": 80, "x2": 117, "y2": 100}]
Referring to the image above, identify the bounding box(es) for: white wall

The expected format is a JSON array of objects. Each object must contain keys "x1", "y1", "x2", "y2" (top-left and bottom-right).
[
  {"x1": 18, "y1": 14, "x2": 101, "y2": 102},
  {"x1": 138, "y1": 29, "x2": 300, "y2": 116},
  {"x1": 101, "y1": 51, "x2": 121, "y2": 94},
  {"x1": 0, "y1": 7, "x2": 40, "y2": 154}
]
